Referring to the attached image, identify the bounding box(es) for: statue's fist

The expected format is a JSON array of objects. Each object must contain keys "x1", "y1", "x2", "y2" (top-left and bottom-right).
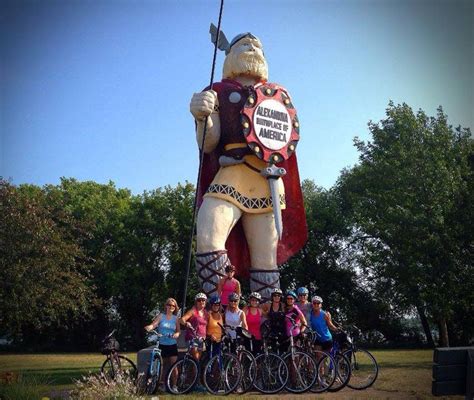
[{"x1": 190, "y1": 90, "x2": 218, "y2": 121}]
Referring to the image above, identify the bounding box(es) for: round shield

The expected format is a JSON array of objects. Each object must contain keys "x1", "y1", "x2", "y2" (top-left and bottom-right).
[{"x1": 241, "y1": 84, "x2": 300, "y2": 163}]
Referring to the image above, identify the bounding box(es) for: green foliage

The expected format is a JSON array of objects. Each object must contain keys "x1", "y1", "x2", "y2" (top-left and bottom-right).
[
  {"x1": 335, "y1": 102, "x2": 473, "y2": 345},
  {"x1": 0, "y1": 180, "x2": 97, "y2": 345}
]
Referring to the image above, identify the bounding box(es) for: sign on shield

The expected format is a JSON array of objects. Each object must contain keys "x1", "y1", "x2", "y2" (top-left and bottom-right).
[{"x1": 240, "y1": 84, "x2": 300, "y2": 239}]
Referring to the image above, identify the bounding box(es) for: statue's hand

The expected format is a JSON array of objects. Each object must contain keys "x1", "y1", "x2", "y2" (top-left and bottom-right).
[{"x1": 190, "y1": 90, "x2": 218, "y2": 121}]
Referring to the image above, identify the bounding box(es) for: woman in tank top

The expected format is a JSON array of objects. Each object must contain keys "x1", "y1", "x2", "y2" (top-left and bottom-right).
[
  {"x1": 145, "y1": 297, "x2": 181, "y2": 387},
  {"x1": 180, "y1": 292, "x2": 208, "y2": 361},
  {"x1": 242, "y1": 292, "x2": 263, "y2": 355},
  {"x1": 217, "y1": 264, "x2": 241, "y2": 310},
  {"x1": 207, "y1": 295, "x2": 224, "y2": 357},
  {"x1": 224, "y1": 293, "x2": 247, "y2": 352},
  {"x1": 309, "y1": 295, "x2": 338, "y2": 351}
]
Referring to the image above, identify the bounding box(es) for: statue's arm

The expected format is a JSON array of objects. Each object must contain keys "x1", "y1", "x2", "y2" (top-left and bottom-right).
[{"x1": 190, "y1": 90, "x2": 221, "y2": 153}]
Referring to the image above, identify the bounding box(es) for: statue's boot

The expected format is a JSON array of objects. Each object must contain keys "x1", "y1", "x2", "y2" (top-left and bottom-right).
[
  {"x1": 250, "y1": 268, "x2": 280, "y2": 303},
  {"x1": 195, "y1": 250, "x2": 229, "y2": 298}
]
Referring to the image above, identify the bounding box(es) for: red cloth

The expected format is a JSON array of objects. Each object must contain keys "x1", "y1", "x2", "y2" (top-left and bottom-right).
[{"x1": 197, "y1": 80, "x2": 308, "y2": 278}]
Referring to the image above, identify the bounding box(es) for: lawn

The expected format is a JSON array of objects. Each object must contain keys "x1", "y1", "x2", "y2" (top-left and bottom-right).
[{"x1": 0, "y1": 349, "x2": 463, "y2": 399}]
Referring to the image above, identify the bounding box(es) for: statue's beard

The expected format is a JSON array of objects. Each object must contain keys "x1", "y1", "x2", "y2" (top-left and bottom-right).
[{"x1": 223, "y1": 51, "x2": 268, "y2": 81}]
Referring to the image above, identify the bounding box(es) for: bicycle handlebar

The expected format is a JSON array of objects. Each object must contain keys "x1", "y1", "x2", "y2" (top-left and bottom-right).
[{"x1": 106, "y1": 329, "x2": 116, "y2": 339}]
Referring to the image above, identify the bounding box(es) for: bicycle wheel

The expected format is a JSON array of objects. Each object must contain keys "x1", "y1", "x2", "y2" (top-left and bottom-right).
[
  {"x1": 166, "y1": 357, "x2": 199, "y2": 394},
  {"x1": 236, "y1": 349, "x2": 256, "y2": 393},
  {"x1": 282, "y1": 351, "x2": 317, "y2": 393},
  {"x1": 254, "y1": 353, "x2": 288, "y2": 394},
  {"x1": 203, "y1": 353, "x2": 242, "y2": 395},
  {"x1": 327, "y1": 352, "x2": 351, "y2": 392},
  {"x1": 309, "y1": 350, "x2": 336, "y2": 393},
  {"x1": 101, "y1": 355, "x2": 137, "y2": 384},
  {"x1": 145, "y1": 353, "x2": 162, "y2": 394},
  {"x1": 343, "y1": 348, "x2": 379, "y2": 389}
]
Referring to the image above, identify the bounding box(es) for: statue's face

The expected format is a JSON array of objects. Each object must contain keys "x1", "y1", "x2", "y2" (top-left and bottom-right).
[{"x1": 223, "y1": 36, "x2": 268, "y2": 81}]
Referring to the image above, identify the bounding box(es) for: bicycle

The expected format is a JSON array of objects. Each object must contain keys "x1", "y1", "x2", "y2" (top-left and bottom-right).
[
  {"x1": 140, "y1": 329, "x2": 174, "y2": 395},
  {"x1": 100, "y1": 330, "x2": 137, "y2": 384},
  {"x1": 281, "y1": 316, "x2": 318, "y2": 393},
  {"x1": 337, "y1": 326, "x2": 379, "y2": 389},
  {"x1": 303, "y1": 325, "x2": 351, "y2": 392},
  {"x1": 202, "y1": 324, "x2": 242, "y2": 395},
  {"x1": 296, "y1": 327, "x2": 337, "y2": 393},
  {"x1": 253, "y1": 323, "x2": 289, "y2": 394},
  {"x1": 165, "y1": 326, "x2": 202, "y2": 394},
  {"x1": 218, "y1": 324, "x2": 257, "y2": 394}
]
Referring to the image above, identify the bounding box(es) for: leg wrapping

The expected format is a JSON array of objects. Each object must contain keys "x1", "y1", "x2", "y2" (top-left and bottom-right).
[
  {"x1": 195, "y1": 250, "x2": 229, "y2": 297},
  {"x1": 250, "y1": 269, "x2": 280, "y2": 303}
]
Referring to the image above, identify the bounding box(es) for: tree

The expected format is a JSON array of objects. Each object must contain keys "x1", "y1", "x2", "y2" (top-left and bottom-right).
[
  {"x1": 0, "y1": 180, "x2": 97, "y2": 346},
  {"x1": 336, "y1": 102, "x2": 473, "y2": 346}
]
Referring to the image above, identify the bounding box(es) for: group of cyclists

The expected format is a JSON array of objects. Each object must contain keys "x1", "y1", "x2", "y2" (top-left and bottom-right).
[{"x1": 144, "y1": 264, "x2": 342, "y2": 392}]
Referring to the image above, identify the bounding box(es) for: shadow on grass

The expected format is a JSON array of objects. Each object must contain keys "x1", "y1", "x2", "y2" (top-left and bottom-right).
[
  {"x1": 378, "y1": 362, "x2": 431, "y2": 369},
  {"x1": 20, "y1": 368, "x2": 100, "y2": 386}
]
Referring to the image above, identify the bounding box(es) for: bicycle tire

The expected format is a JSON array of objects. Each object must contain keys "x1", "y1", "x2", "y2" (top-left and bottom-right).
[
  {"x1": 236, "y1": 349, "x2": 256, "y2": 394},
  {"x1": 166, "y1": 357, "x2": 199, "y2": 394},
  {"x1": 282, "y1": 351, "x2": 318, "y2": 393},
  {"x1": 327, "y1": 352, "x2": 351, "y2": 392},
  {"x1": 309, "y1": 350, "x2": 337, "y2": 393},
  {"x1": 253, "y1": 353, "x2": 288, "y2": 394},
  {"x1": 101, "y1": 355, "x2": 137, "y2": 384},
  {"x1": 203, "y1": 353, "x2": 242, "y2": 395},
  {"x1": 343, "y1": 348, "x2": 379, "y2": 390}
]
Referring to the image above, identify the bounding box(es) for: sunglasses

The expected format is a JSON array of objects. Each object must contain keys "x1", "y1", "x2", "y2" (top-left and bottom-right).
[
  {"x1": 212, "y1": 303, "x2": 221, "y2": 306},
  {"x1": 166, "y1": 303, "x2": 176, "y2": 307},
  {"x1": 286, "y1": 297, "x2": 295, "y2": 301},
  {"x1": 229, "y1": 300, "x2": 238, "y2": 303},
  {"x1": 312, "y1": 302, "x2": 321, "y2": 305},
  {"x1": 197, "y1": 299, "x2": 206, "y2": 302}
]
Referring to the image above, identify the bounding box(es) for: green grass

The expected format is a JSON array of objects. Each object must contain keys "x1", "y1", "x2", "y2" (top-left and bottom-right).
[{"x1": 0, "y1": 350, "x2": 463, "y2": 399}]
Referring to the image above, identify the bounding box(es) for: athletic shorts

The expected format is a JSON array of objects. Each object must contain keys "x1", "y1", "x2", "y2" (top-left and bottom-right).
[
  {"x1": 314, "y1": 339, "x2": 333, "y2": 351},
  {"x1": 159, "y1": 343, "x2": 178, "y2": 358}
]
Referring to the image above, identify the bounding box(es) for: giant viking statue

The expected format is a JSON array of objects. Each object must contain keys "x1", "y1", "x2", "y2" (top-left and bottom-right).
[{"x1": 190, "y1": 30, "x2": 308, "y2": 301}]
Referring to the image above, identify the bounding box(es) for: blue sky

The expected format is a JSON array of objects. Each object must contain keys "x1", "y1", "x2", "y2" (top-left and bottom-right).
[{"x1": 1, "y1": 0, "x2": 472, "y2": 194}]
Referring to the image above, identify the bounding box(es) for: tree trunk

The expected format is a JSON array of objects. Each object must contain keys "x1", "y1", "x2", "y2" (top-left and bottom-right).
[
  {"x1": 416, "y1": 304, "x2": 435, "y2": 347},
  {"x1": 438, "y1": 316, "x2": 450, "y2": 347}
]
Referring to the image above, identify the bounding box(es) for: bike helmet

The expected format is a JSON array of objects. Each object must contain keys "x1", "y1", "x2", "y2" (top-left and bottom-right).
[
  {"x1": 228, "y1": 292, "x2": 240, "y2": 302},
  {"x1": 225, "y1": 264, "x2": 236, "y2": 272},
  {"x1": 209, "y1": 294, "x2": 221, "y2": 304},
  {"x1": 249, "y1": 292, "x2": 262, "y2": 301},
  {"x1": 286, "y1": 290, "x2": 297, "y2": 299},
  {"x1": 312, "y1": 295, "x2": 323, "y2": 303},
  {"x1": 271, "y1": 288, "x2": 283, "y2": 296},
  {"x1": 297, "y1": 287, "x2": 309, "y2": 295},
  {"x1": 195, "y1": 292, "x2": 207, "y2": 301}
]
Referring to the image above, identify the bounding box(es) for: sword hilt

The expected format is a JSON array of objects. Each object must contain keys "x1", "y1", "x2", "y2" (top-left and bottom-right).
[{"x1": 261, "y1": 164, "x2": 286, "y2": 179}]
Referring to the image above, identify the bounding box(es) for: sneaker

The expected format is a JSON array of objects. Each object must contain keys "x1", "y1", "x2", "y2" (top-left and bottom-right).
[
  {"x1": 194, "y1": 384, "x2": 207, "y2": 392},
  {"x1": 170, "y1": 385, "x2": 178, "y2": 393}
]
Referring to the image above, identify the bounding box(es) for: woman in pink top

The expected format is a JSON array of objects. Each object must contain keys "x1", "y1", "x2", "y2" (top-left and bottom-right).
[
  {"x1": 180, "y1": 292, "x2": 208, "y2": 361},
  {"x1": 217, "y1": 264, "x2": 241, "y2": 310},
  {"x1": 242, "y1": 292, "x2": 263, "y2": 355},
  {"x1": 285, "y1": 290, "x2": 307, "y2": 338}
]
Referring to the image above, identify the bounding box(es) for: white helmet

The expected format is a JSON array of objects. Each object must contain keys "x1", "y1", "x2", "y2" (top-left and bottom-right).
[
  {"x1": 312, "y1": 295, "x2": 323, "y2": 303},
  {"x1": 195, "y1": 292, "x2": 207, "y2": 301},
  {"x1": 249, "y1": 292, "x2": 262, "y2": 301}
]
